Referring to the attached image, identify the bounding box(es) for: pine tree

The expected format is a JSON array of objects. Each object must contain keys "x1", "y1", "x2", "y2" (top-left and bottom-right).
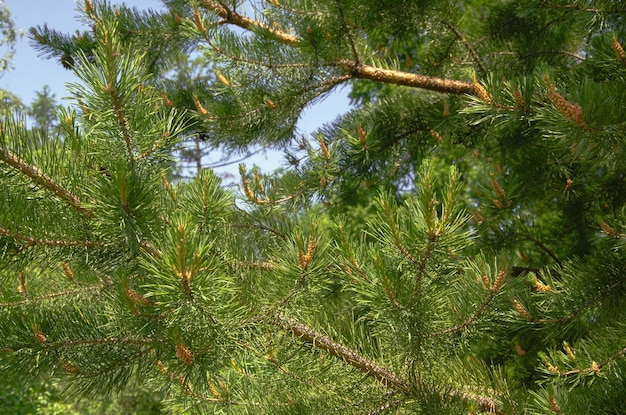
[
  {"x1": 27, "y1": 85, "x2": 60, "y2": 134},
  {"x1": 3, "y1": 0, "x2": 626, "y2": 413}
]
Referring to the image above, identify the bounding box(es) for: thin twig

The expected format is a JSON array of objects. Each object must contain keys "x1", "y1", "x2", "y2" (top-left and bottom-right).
[
  {"x1": 441, "y1": 20, "x2": 487, "y2": 74},
  {"x1": 0, "y1": 285, "x2": 105, "y2": 309},
  {"x1": 0, "y1": 227, "x2": 99, "y2": 248}
]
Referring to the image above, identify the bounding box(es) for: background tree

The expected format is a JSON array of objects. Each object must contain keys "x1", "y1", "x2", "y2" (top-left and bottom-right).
[
  {"x1": 27, "y1": 85, "x2": 59, "y2": 132},
  {"x1": 2, "y1": 0, "x2": 626, "y2": 414},
  {"x1": 0, "y1": 0, "x2": 20, "y2": 75}
]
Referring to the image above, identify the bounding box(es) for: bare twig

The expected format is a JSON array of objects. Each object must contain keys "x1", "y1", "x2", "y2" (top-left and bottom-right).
[{"x1": 441, "y1": 20, "x2": 487, "y2": 74}]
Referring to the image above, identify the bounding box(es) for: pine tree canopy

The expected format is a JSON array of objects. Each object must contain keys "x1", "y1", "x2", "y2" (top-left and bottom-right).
[{"x1": 3, "y1": 0, "x2": 626, "y2": 413}]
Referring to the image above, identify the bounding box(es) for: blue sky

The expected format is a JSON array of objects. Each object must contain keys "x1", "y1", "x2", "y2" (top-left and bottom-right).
[
  {"x1": 2, "y1": 0, "x2": 164, "y2": 104},
  {"x1": 1, "y1": 0, "x2": 351, "y2": 177}
]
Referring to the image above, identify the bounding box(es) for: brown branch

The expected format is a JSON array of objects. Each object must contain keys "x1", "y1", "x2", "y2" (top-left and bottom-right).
[
  {"x1": 521, "y1": 234, "x2": 562, "y2": 266},
  {"x1": 434, "y1": 289, "x2": 496, "y2": 336},
  {"x1": 338, "y1": 61, "x2": 477, "y2": 95},
  {"x1": 50, "y1": 337, "x2": 160, "y2": 348},
  {"x1": 0, "y1": 227, "x2": 99, "y2": 249},
  {"x1": 201, "y1": 0, "x2": 299, "y2": 44},
  {"x1": 199, "y1": 1, "x2": 479, "y2": 97},
  {"x1": 0, "y1": 285, "x2": 105, "y2": 309},
  {"x1": 536, "y1": 278, "x2": 626, "y2": 324},
  {"x1": 108, "y1": 86, "x2": 135, "y2": 168},
  {"x1": 0, "y1": 147, "x2": 89, "y2": 216},
  {"x1": 561, "y1": 346, "x2": 626, "y2": 376},
  {"x1": 275, "y1": 314, "x2": 502, "y2": 413},
  {"x1": 274, "y1": 314, "x2": 408, "y2": 390}
]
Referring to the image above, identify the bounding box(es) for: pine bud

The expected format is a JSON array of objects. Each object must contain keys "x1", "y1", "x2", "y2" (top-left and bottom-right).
[
  {"x1": 357, "y1": 126, "x2": 367, "y2": 148},
  {"x1": 192, "y1": 8, "x2": 205, "y2": 32},
  {"x1": 176, "y1": 344, "x2": 194, "y2": 365},
  {"x1": 320, "y1": 175, "x2": 327, "y2": 187},
  {"x1": 161, "y1": 92, "x2": 173, "y2": 107},
  {"x1": 612, "y1": 35, "x2": 625, "y2": 64},
  {"x1": 472, "y1": 79, "x2": 492, "y2": 103},
  {"x1": 239, "y1": 166, "x2": 267, "y2": 204},
  {"x1": 318, "y1": 133, "x2": 330, "y2": 159},
  {"x1": 563, "y1": 341, "x2": 576, "y2": 361},
  {"x1": 512, "y1": 87, "x2": 525, "y2": 110},
  {"x1": 490, "y1": 174, "x2": 506, "y2": 199},
  {"x1": 215, "y1": 70, "x2": 232, "y2": 87},
  {"x1": 480, "y1": 273, "x2": 491, "y2": 289},
  {"x1": 299, "y1": 237, "x2": 317, "y2": 270},
  {"x1": 156, "y1": 360, "x2": 168, "y2": 373},
  {"x1": 443, "y1": 100, "x2": 450, "y2": 117},
  {"x1": 33, "y1": 328, "x2": 47, "y2": 344},
  {"x1": 62, "y1": 262, "x2": 74, "y2": 281},
  {"x1": 492, "y1": 269, "x2": 506, "y2": 292},
  {"x1": 208, "y1": 380, "x2": 221, "y2": 397},
  {"x1": 547, "y1": 87, "x2": 584, "y2": 125},
  {"x1": 429, "y1": 129, "x2": 443, "y2": 141},
  {"x1": 599, "y1": 219, "x2": 617, "y2": 237},
  {"x1": 564, "y1": 177, "x2": 573, "y2": 192},
  {"x1": 193, "y1": 98, "x2": 208, "y2": 115},
  {"x1": 126, "y1": 288, "x2": 150, "y2": 306},
  {"x1": 265, "y1": 98, "x2": 276, "y2": 109},
  {"x1": 533, "y1": 279, "x2": 551, "y2": 292},
  {"x1": 17, "y1": 272, "x2": 26, "y2": 294},
  {"x1": 84, "y1": 0, "x2": 94, "y2": 14},
  {"x1": 591, "y1": 361, "x2": 600, "y2": 374},
  {"x1": 513, "y1": 299, "x2": 532, "y2": 320},
  {"x1": 548, "y1": 395, "x2": 560, "y2": 413}
]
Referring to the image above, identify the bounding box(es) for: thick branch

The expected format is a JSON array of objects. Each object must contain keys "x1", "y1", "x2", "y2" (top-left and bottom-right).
[
  {"x1": 0, "y1": 147, "x2": 89, "y2": 215},
  {"x1": 337, "y1": 60, "x2": 477, "y2": 95},
  {"x1": 200, "y1": 1, "x2": 479, "y2": 97},
  {"x1": 201, "y1": 0, "x2": 299, "y2": 44}
]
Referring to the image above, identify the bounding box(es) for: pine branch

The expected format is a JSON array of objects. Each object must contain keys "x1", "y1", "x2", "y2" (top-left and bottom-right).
[
  {"x1": 0, "y1": 146, "x2": 89, "y2": 216},
  {"x1": 200, "y1": 0, "x2": 299, "y2": 44},
  {"x1": 0, "y1": 284, "x2": 105, "y2": 309},
  {"x1": 275, "y1": 315, "x2": 503, "y2": 413},
  {"x1": 434, "y1": 269, "x2": 507, "y2": 336},
  {"x1": 47, "y1": 336, "x2": 160, "y2": 349},
  {"x1": 0, "y1": 227, "x2": 99, "y2": 249},
  {"x1": 199, "y1": 1, "x2": 479, "y2": 97},
  {"x1": 561, "y1": 345, "x2": 626, "y2": 377},
  {"x1": 274, "y1": 314, "x2": 409, "y2": 390},
  {"x1": 335, "y1": 60, "x2": 477, "y2": 95}
]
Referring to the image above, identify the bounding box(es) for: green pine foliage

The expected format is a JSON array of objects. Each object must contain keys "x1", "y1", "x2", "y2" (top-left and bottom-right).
[{"x1": 2, "y1": 0, "x2": 626, "y2": 413}]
